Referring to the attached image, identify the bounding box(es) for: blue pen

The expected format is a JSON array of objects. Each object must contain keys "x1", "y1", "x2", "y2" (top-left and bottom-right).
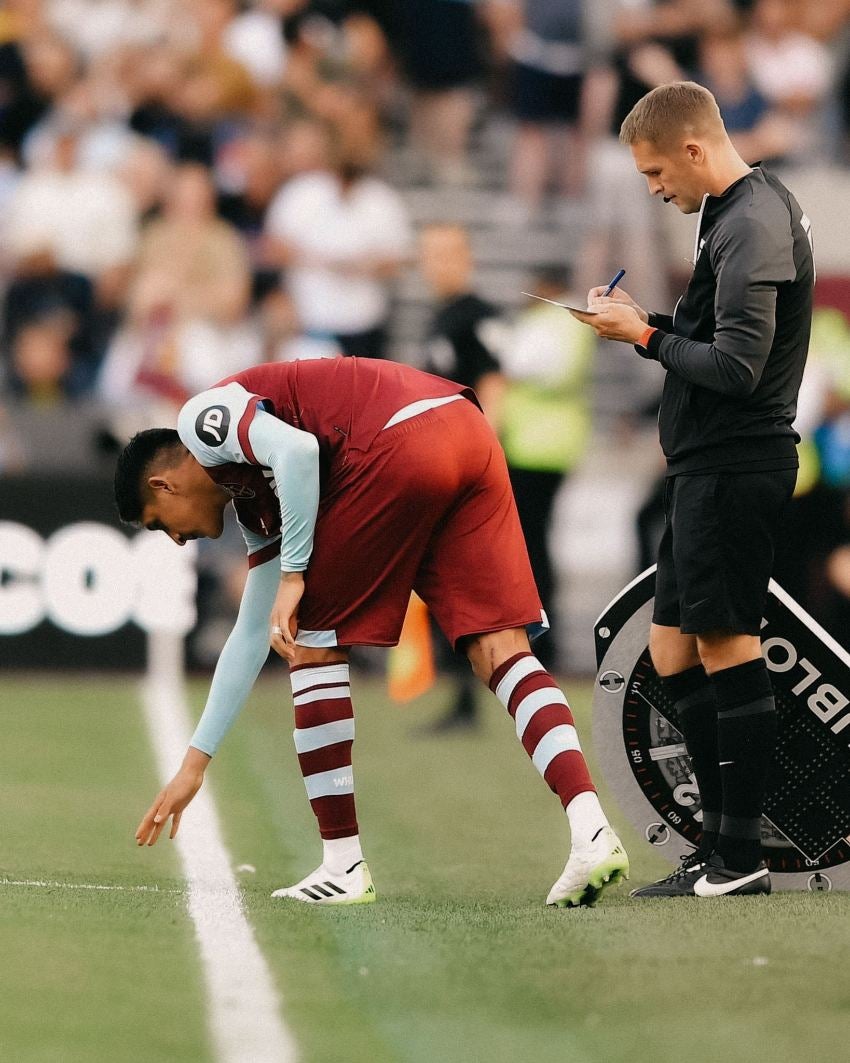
[{"x1": 603, "y1": 268, "x2": 626, "y2": 297}]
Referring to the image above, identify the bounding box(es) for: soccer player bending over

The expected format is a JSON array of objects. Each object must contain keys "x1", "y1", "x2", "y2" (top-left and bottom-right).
[
  {"x1": 117, "y1": 357, "x2": 628, "y2": 907},
  {"x1": 573, "y1": 82, "x2": 813, "y2": 898}
]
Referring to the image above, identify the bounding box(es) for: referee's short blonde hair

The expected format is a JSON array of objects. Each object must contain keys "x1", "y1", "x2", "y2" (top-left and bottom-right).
[{"x1": 620, "y1": 82, "x2": 725, "y2": 147}]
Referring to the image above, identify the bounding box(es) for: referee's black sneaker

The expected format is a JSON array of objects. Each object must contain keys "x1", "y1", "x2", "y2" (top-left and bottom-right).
[
  {"x1": 693, "y1": 854, "x2": 771, "y2": 897},
  {"x1": 629, "y1": 852, "x2": 708, "y2": 898}
]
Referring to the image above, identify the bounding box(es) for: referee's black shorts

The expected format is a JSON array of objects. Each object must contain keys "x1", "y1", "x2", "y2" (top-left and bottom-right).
[{"x1": 653, "y1": 469, "x2": 797, "y2": 635}]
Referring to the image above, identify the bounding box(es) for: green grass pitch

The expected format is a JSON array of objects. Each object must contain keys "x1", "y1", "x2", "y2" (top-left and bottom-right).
[{"x1": 3, "y1": 671, "x2": 850, "y2": 1063}]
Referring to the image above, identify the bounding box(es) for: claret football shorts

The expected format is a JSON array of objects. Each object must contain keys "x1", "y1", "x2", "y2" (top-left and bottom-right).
[{"x1": 296, "y1": 398, "x2": 544, "y2": 649}]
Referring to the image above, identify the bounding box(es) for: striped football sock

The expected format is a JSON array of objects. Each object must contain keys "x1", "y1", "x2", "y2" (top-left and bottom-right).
[
  {"x1": 290, "y1": 662, "x2": 358, "y2": 840},
  {"x1": 489, "y1": 652, "x2": 606, "y2": 846}
]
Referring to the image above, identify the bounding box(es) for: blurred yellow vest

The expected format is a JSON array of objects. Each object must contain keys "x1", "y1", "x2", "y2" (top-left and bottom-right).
[{"x1": 500, "y1": 302, "x2": 594, "y2": 474}]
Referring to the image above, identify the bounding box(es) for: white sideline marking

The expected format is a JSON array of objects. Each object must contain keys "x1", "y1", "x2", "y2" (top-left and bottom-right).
[
  {"x1": 0, "y1": 878, "x2": 182, "y2": 894},
  {"x1": 142, "y1": 674, "x2": 297, "y2": 1063}
]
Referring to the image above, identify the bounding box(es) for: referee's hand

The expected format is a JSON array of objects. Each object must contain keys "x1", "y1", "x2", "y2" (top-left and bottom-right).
[
  {"x1": 572, "y1": 301, "x2": 647, "y2": 344},
  {"x1": 587, "y1": 286, "x2": 648, "y2": 322}
]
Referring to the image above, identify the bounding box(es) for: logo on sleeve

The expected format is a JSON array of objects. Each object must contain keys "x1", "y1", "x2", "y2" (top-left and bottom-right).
[{"x1": 196, "y1": 405, "x2": 230, "y2": 447}]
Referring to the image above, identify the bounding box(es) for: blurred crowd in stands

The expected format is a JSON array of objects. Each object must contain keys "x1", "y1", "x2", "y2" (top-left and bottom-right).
[{"x1": 4, "y1": 0, "x2": 850, "y2": 669}]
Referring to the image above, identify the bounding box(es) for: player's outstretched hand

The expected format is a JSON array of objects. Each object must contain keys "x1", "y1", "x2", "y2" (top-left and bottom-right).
[
  {"x1": 135, "y1": 751, "x2": 209, "y2": 846},
  {"x1": 270, "y1": 572, "x2": 305, "y2": 663},
  {"x1": 587, "y1": 286, "x2": 649, "y2": 322}
]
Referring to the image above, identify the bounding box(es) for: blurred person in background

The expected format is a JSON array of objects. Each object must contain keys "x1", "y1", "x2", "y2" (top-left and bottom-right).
[
  {"x1": 129, "y1": 161, "x2": 251, "y2": 335},
  {"x1": 418, "y1": 222, "x2": 508, "y2": 730},
  {"x1": 126, "y1": 45, "x2": 193, "y2": 156},
  {"x1": 5, "y1": 119, "x2": 138, "y2": 355},
  {"x1": 44, "y1": 0, "x2": 171, "y2": 64},
  {"x1": 278, "y1": 2, "x2": 393, "y2": 128},
  {"x1": 500, "y1": 265, "x2": 595, "y2": 671},
  {"x1": 419, "y1": 223, "x2": 507, "y2": 422},
  {"x1": 217, "y1": 129, "x2": 285, "y2": 304},
  {"x1": 745, "y1": 0, "x2": 835, "y2": 163},
  {"x1": 696, "y1": 21, "x2": 794, "y2": 165},
  {"x1": 0, "y1": 3, "x2": 54, "y2": 161},
  {"x1": 125, "y1": 2, "x2": 258, "y2": 169},
  {"x1": 576, "y1": 0, "x2": 735, "y2": 318},
  {"x1": 774, "y1": 308, "x2": 850, "y2": 632},
  {"x1": 116, "y1": 135, "x2": 172, "y2": 224},
  {"x1": 0, "y1": 145, "x2": 21, "y2": 270},
  {"x1": 99, "y1": 161, "x2": 257, "y2": 407},
  {"x1": 6, "y1": 311, "x2": 79, "y2": 403},
  {"x1": 275, "y1": 114, "x2": 335, "y2": 184},
  {"x1": 259, "y1": 287, "x2": 341, "y2": 362},
  {"x1": 396, "y1": 0, "x2": 486, "y2": 185},
  {"x1": 263, "y1": 128, "x2": 412, "y2": 359},
  {"x1": 2, "y1": 246, "x2": 97, "y2": 395},
  {"x1": 220, "y1": 0, "x2": 289, "y2": 89},
  {"x1": 502, "y1": 0, "x2": 590, "y2": 221}
]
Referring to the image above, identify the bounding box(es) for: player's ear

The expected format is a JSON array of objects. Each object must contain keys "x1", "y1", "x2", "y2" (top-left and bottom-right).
[{"x1": 147, "y1": 475, "x2": 175, "y2": 494}]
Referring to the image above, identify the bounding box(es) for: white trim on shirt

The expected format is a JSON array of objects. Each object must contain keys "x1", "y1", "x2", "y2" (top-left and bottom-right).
[{"x1": 381, "y1": 394, "x2": 464, "y2": 431}]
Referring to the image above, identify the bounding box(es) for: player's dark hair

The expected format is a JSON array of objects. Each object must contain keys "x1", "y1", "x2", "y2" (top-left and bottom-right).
[{"x1": 114, "y1": 428, "x2": 183, "y2": 524}]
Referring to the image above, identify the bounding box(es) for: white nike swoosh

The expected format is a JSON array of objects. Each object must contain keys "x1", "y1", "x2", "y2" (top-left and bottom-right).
[{"x1": 693, "y1": 867, "x2": 769, "y2": 897}]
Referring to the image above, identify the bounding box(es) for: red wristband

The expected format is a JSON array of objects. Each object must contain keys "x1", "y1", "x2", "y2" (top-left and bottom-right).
[{"x1": 637, "y1": 325, "x2": 657, "y2": 349}]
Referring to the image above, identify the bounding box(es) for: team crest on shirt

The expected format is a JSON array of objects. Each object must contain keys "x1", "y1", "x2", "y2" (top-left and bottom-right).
[
  {"x1": 196, "y1": 405, "x2": 230, "y2": 446},
  {"x1": 222, "y1": 483, "x2": 256, "y2": 500}
]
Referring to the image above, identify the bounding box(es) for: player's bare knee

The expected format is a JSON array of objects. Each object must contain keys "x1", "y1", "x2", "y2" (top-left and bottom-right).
[
  {"x1": 289, "y1": 645, "x2": 349, "y2": 669},
  {"x1": 465, "y1": 628, "x2": 531, "y2": 685}
]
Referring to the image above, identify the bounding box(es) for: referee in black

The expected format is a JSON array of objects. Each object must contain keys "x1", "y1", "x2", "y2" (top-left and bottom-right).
[{"x1": 576, "y1": 82, "x2": 814, "y2": 898}]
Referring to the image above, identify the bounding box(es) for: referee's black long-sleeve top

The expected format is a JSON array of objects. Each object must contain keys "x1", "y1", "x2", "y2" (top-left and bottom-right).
[{"x1": 640, "y1": 166, "x2": 814, "y2": 476}]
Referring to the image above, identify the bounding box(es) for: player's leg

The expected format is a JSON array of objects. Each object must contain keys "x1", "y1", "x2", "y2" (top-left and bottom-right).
[
  {"x1": 271, "y1": 644, "x2": 375, "y2": 905},
  {"x1": 412, "y1": 401, "x2": 627, "y2": 905},
  {"x1": 465, "y1": 626, "x2": 629, "y2": 907},
  {"x1": 271, "y1": 410, "x2": 485, "y2": 903},
  {"x1": 467, "y1": 627, "x2": 601, "y2": 832}
]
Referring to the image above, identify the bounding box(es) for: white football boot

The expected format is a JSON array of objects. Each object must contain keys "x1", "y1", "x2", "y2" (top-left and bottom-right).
[
  {"x1": 546, "y1": 826, "x2": 630, "y2": 908},
  {"x1": 271, "y1": 860, "x2": 376, "y2": 905}
]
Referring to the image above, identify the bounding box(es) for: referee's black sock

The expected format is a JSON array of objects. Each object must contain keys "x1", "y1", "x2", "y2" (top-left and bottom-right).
[
  {"x1": 660, "y1": 665, "x2": 721, "y2": 859},
  {"x1": 711, "y1": 657, "x2": 777, "y2": 873}
]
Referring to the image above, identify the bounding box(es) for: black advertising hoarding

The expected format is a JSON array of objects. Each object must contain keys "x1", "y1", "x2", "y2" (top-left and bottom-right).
[{"x1": 0, "y1": 474, "x2": 195, "y2": 669}]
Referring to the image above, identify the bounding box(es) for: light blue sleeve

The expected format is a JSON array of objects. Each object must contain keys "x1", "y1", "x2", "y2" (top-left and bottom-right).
[
  {"x1": 189, "y1": 557, "x2": 280, "y2": 756},
  {"x1": 178, "y1": 383, "x2": 321, "y2": 571},
  {"x1": 247, "y1": 409, "x2": 320, "y2": 573}
]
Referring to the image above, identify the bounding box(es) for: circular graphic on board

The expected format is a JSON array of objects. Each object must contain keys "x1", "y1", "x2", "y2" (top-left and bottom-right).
[{"x1": 592, "y1": 568, "x2": 850, "y2": 891}]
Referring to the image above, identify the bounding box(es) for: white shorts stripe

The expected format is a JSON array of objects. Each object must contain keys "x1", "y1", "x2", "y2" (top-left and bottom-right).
[
  {"x1": 514, "y1": 687, "x2": 568, "y2": 739},
  {"x1": 494, "y1": 656, "x2": 545, "y2": 706},
  {"x1": 531, "y1": 724, "x2": 582, "y2": 776},
  {"x1": 295, "y1": 628, "x2": 338, "y2": 648},
  {"x1": 293, "y1": 718, "x2": 355, "y2": 754},
  {"x1": 293, "y1": 684, "x2": 351, "y2": 707},
  {"x1": 304, "y1": 767, "x2": 354, "y2": 799},
  {"x1": 290, "y1": 663, "x2": 350, "y2": 695}
]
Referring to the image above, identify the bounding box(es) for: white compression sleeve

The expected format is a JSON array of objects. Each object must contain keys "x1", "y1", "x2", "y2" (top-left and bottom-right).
[
  {"x1": 246, "y1": 409, "x2": 320, "y2": 573},
  {"x1": 189, "y1": 558, "x2": 279, "y2": 756}
]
